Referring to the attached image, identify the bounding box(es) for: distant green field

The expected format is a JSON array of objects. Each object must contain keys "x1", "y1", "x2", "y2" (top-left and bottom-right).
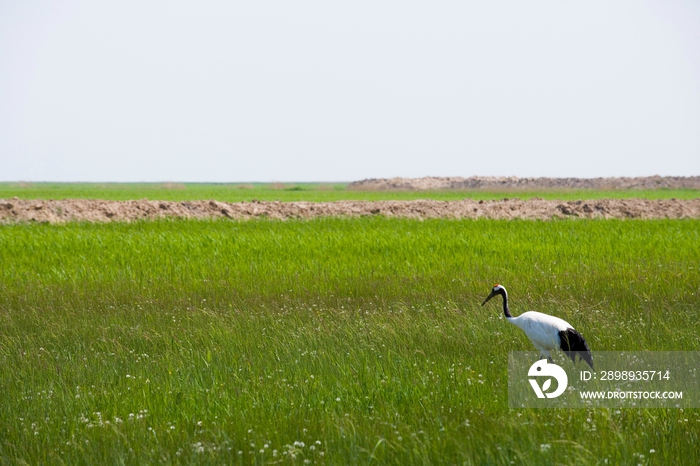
[
  {"x1": 1, "y1": 182, "x2": 699, "y2": 202},
  {"x1": 1, "y1": 218, "x2": 698, "y2": 464}
]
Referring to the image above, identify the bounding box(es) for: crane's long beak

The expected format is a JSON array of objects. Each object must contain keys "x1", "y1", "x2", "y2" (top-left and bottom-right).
[{"x1": 482, "y1": 291, "x2": 496, "y2": 306}]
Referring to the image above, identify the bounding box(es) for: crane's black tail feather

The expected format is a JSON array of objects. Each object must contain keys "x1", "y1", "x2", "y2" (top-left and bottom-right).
[{"x1": 559, "y1": 328, "x2": 594, "y2": 370}]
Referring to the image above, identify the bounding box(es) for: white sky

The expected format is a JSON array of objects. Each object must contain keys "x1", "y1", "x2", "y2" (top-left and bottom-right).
[{"x1": 1, "y1": 1, "x2": 699, "y2": 182}]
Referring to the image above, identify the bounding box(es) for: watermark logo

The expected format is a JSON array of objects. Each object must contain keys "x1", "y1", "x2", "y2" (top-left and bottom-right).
[
  {"x1": 509, "y1": 352, "x2": 699, "y2": 408},
  {"x1": 528, "y1": 359, "x2": 568, "y2": 398}
]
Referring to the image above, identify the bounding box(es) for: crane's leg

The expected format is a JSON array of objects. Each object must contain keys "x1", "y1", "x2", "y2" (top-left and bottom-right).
[{"x1": 540, "y1": 350, "x2": 552, "y2": 363}]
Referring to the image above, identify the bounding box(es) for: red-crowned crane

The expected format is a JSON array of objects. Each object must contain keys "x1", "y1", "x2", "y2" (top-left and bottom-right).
[{"x1": 482, "y1": 284, "x2": 594, "y2": 369}]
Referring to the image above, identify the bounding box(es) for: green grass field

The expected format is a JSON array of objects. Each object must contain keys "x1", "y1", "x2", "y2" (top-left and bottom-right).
[
  {"x1": 1, "y1": 217, "x2": 699, "y2": 464},
  {"x1": 2, "y1": 182, "x2": 699, "y2": 202}
]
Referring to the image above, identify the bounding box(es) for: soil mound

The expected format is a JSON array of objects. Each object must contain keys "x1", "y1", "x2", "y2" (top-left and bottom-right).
[
  {"x1": 347, "y1": 176, "x2": 700, "y2": 191},
  {"x1": 1, "y1": 198, "x2": 699, "y2": 223}
]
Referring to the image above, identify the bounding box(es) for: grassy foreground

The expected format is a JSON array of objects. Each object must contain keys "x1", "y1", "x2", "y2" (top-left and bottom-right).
[
  {"x1": 1, "y1": 218, "x2": 699, "y2": 464},
  {"x1": 1, "y1": 182, "x2": 699, "y2": 202}
]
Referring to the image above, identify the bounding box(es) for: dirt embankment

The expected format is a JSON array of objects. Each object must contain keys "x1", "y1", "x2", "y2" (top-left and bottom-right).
[
  {"x1": 348, "y1": 176, "x2": 700, "y2": 191},
  {"x1": 1, "y1": 198, "x2": 699, "y2": 223}
]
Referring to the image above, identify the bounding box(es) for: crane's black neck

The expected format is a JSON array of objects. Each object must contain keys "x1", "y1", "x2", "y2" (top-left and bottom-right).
[{"x1": 497, "y1": 288, "x2": 512, "y2": 318}]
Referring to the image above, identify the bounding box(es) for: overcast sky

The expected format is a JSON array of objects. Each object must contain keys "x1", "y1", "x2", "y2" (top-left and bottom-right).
[{"x1": 1, "y1": 1, "x2": 699, "y2": 182}]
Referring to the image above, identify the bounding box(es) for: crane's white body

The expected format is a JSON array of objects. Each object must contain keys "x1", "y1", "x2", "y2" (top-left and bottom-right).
[
  {"x1": 507, "y1": 311, "x2": 573, "y2": 360},
  {"x1": 482, "y1": 284, "x2": 593, "y2": 369}
]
